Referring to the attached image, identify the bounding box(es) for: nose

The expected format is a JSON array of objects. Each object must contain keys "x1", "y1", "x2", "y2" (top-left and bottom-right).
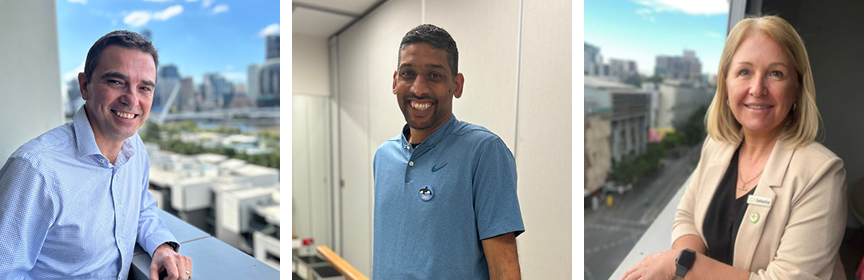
[
  {"x1": 410, "y1": 75, "x2": 430, "y2": 97},
  {"x1": 749, "y1": 73, "x2": 767, "y2": 96},
  {"x1": 119, "y1": 87, "x2": 139, "y2": 106}
]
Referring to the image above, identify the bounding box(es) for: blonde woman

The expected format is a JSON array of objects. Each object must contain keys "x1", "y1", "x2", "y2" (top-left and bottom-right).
[{"x1": 621, "y1": 16, "x2": 847, "y2": 280}]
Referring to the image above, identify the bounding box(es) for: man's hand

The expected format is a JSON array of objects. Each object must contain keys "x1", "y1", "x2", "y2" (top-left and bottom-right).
[
  {"x1": 150, "y1": 243, "x2": 192, "y2": 280},
  {"x1": 481, "y1": 232, "x2": 521, "y2": 280}
]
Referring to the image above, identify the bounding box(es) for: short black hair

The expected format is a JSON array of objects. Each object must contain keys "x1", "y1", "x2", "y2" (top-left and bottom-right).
[
  {"x1": 398, "y1": 24, "x2": 459, "y2": 77},
  {"x1": 84, "y1": 30, "x2": 158, "y2": 82}
]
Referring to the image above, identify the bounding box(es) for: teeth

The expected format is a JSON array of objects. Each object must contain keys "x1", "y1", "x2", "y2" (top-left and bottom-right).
[
  {"x1": 747, "y1": 105, "x2": 771, "y2": 110},
  {"x1": 411, "y1": 102, "x2": 431, "y2": 111},
  {"x1": 114, "y1": 111, "x2": 135, "y2": 119}
]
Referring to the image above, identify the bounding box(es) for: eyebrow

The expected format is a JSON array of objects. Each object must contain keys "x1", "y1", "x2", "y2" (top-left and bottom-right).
[
  {"x1": 734, "y1": 62, "x2": 790, "y2": 68},
  {"x1": 100, "y1": 71, "x2": 155, "y2": 87},
  {"x1": 398, "y1": 63, "x2": 447, "y2": 70}
]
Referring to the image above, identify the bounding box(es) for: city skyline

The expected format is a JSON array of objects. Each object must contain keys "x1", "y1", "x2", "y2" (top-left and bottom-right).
[
  {"x1": 56, "y1": 0, "x2": 279, "y2": 105},
  {"x1": 585, "y1": 0, "x2": 728, "y2": 77}
]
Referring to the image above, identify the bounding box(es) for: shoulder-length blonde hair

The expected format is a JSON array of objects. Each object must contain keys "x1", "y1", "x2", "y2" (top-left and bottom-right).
[{"x1": 706, "y1": 15, "x2": 820, "y2": 147}]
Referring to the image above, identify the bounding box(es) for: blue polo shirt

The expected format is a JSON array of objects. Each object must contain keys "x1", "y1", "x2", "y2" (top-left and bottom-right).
[{"x1": 372, "y1": 114, "x2": 524, "y2": 279}]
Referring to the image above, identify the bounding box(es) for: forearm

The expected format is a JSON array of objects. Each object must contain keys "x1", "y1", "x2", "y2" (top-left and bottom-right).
[
  {"x1": 672, "y1": 234, "x2": 707, "y2": 254},
  {"x1": 684, "y1": 252, "x2": 750, "y2": 280},
  {"x1": 482, "y1": 232, "x2": 521, "y2": 280}
]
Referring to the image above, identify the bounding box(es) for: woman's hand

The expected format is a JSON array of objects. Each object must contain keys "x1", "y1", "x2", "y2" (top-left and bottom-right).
[{"x1": 620, "y1": 250, "x2": 678, "y2": 280}]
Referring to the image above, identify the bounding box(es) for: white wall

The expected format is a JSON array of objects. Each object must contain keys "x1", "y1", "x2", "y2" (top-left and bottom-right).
[
  {"x1": 515, "y1": 1, "x2": 573, "y2": 278},
  {"x1": 333, "y1": 0, "x2": 572, "y2": 278},
  {"x1": 292, "y1": 33, "x2": 331, "y2": 97},
  {"x1": 292, "y1": 94, "x2": 333, "y2": 249},
  {"x1": 0, "y1": 1, "x2": 64, "y2": 162}
]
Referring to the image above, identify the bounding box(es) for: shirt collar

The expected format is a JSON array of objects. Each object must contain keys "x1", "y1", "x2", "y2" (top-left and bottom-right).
[
  {"x1": 400, "y1": 114, "x2": 458, "y2": 148},
  {"x1": 72, "y1": 106, "x2": 137, "y2": 162}
]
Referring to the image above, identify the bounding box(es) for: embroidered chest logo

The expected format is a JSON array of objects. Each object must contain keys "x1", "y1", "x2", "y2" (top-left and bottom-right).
[
  {"x1": 419, "y1": 185, "x2": 434, "y2": 201},
  {"x1": 431, "y1": 163, "x2": 447, "y2": 172}
]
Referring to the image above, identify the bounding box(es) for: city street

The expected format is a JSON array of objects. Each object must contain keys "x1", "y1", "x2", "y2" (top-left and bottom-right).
[{"x1": 584, "y1": 143, "x2": 702, "y2": 280}]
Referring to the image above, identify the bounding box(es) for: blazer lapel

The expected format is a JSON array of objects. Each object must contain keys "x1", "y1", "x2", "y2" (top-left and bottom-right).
[
  {"x1": 732, "y1": 138, "x2": 796, "y2": 269},
  {"x1": 693, "y1": 139, "x2": 738, "y2": 245}
]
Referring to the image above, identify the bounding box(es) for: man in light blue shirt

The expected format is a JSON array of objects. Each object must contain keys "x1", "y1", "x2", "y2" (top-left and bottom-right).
[
  {"x1": 0, "y1": 30, "x2": 192, "y2": 280},
  {"x1": 373, "y1": 24, "x2": 524, "y2": 279}
]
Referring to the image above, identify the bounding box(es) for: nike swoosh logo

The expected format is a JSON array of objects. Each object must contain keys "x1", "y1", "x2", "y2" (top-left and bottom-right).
[{"x1": 431, "y1": 163, "x2": 447, "y2": 172}]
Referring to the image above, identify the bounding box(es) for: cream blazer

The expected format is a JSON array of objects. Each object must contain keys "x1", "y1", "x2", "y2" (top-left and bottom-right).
[{"x1": 671, "y1": 137, "x2": 847, "y2": 280}]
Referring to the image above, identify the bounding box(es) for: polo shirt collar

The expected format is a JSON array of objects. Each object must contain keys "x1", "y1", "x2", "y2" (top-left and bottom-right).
[
  {"x1": 72, "y1": 106, "x2": 137, "y2": 162},
  {"x1": 401, "y1": 114, "x2": 458, "y2": 149}
]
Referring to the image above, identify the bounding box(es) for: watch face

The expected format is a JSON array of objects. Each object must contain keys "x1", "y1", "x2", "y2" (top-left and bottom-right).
[{"x1": 677, "y1": 249, "x2": 696, "y2": 269}]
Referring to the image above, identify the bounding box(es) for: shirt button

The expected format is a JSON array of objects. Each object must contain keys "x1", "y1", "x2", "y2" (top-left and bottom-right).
[
  {"x1": 406, "y1": 145, "x2": 410, "y2": 149},
  {"x1": 408, "y1": 161, "x2": 414, "y2": 166}
]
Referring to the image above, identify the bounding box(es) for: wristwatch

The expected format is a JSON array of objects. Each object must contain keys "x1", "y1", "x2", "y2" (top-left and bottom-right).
[{"x1": 675, "y1": 249, "x2": 696, "y2": 278}]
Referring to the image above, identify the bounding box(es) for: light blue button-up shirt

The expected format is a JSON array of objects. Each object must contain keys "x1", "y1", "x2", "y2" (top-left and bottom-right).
[{"x1": 0, "y1": 106, "x2": 177, "y2": 279}]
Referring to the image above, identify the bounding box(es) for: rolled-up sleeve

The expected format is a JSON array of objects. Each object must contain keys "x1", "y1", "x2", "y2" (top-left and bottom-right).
[{"x1": 0, "y1": 157, "x2": 58, "y2": 278}]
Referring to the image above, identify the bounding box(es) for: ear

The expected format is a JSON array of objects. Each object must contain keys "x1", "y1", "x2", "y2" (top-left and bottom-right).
[
  {"x1": 392, "y1": 70, "x2": 398, "y2": 94},
  {"x1": 453, "y1": 73, "x2": 464, "y2": 99},
  {"x1": 78, "y1": 72, "x2": 89, "y2": 101}
]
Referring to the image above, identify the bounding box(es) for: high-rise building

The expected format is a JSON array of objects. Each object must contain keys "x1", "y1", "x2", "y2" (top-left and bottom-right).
[
  {"x1": 266, "y1": 35, "x2": 279, "y2": 60},
  {"x1": 584, "y1": 43, "x2": 602, "y2": 75},
  {"x1": 255, "y1": 35, "x2": 280, "y2": 107},
  {"x1": 608, "y1": 59, "x2": 638, "y2": 82},
  {"x1": 203, "y1": 73, "x2": 234, "y2": 108},
  {"x1": 141, "y1": 29, "x2": 152, "y2": 41},
  {"x1": 654, "y1": 50, "x2": 702, "y2": 83},
  {"x1": 179, "y1": 77, "x2": 196, "y2": 112},
  {"x1": 155, "y1": 64, "x2": 182, "y2": 111},
  {"x1": 247, "y1": 64, "x2": 260, "y2": 106}
]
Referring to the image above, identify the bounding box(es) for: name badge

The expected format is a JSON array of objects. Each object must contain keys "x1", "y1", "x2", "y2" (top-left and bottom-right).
[{"x1": 747, "y1": 195, "x2": 772, "y2": 207}]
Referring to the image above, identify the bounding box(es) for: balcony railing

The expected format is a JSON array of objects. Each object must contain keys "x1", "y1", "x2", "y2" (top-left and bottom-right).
[
  {"x1": 129, "y1": 208, "x2": 280, "y2": 279},
  {"x1": 609, "y1": 177, "x2": 689, "y2": 279}
]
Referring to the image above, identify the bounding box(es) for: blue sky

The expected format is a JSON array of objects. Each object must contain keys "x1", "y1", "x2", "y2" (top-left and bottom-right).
[
  {"x1": 585, "y1": 0, "x2": 728, "y2": 76},
  {"x1": 56, "y1": 0, "x2": 279, "y2": 96}
]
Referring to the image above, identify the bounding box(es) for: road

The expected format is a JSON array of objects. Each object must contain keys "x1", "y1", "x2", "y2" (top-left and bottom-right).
[{"x1": 584, "y1": 143, "x2": 702, "y2": 280}]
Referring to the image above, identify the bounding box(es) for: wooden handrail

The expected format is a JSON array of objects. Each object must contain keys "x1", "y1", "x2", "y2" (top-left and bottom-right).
[{"x1": 316, "y1": 245, "x2": 369, "y2": 280}]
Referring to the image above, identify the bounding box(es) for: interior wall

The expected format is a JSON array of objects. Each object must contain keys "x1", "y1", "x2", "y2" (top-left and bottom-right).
[
  {"x1": 292, "y1": 33, "x2": 331, "y2": 97},
  {"x1": 292, "y1": 94, "x2": 333, "y2": 249},
  {"x1": 334, "y1": 0, "x2": 572, "y2": 278},
  {"x1": 0, "y1": 1, "x2": 64, "y2": 161},
  {"x1": 515, "y1": 0, "x2": 573, "y2": 278}
]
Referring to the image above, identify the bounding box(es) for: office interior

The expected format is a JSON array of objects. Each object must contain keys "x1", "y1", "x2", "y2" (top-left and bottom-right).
[{"x1": 292, "y1": 0, "x2": 572, "y2": 279}]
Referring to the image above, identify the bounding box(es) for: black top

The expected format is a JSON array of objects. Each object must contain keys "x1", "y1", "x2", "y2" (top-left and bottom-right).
[{"x1": 703, "y1": 146, "x2": 756, "y2": 265}]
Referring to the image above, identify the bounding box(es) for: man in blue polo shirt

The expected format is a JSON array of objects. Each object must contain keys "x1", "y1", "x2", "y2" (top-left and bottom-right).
[{"x1": 373, "y1": 24, "x2": 524, "y2": 279}]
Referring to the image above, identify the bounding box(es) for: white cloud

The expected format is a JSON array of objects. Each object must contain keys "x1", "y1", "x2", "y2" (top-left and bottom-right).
[
  {"x1": 186, "y1": 0, "x2": 200, "y2": 2},
  {"x1": 633, "y1": 0, "x2": 728, "y2": 15},
  {"x1": 123, "y1": 5, "x2": 183, "y2": 27},
  {"x1": 68, "y1": 0, "x2": 87, "y2": 4},
  {"x1": 202, "y1": 0, "x2": 215, "y2": 8},
  {"x1": 257, "y1": 23, "x2": 279, "y2": 37},
  {"x1": 153, "y1": 5, "x2": 183, "y2": 20},
  {"x1": 124, "y1": 11, "x2": 152, "y2": 27},
  {"x1": 635, "y1": 8, "x2": 656, "y2": 22},
  {"x1": 212, "y1": 4, "x2": 229, "y2": 14}
]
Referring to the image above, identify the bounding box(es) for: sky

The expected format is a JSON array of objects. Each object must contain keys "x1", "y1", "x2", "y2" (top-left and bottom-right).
[
  {"x1": 56, "y1": 0, "x2": 280, "y2": 99},
  {"x1": 585, "y1": 0, "x2": 729, "y2": 76}
]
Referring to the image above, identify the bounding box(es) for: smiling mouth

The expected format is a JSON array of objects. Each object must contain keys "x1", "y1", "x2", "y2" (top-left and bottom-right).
[
  {"x1": 745, "y1": 104, "x2": 773, "y2": 110},
  {"x1": 410, "y1": 100, "x2": 432, "y2": 111},
  {"x1": 111, "y1": 109, "x2": 138, "y2": 119}
]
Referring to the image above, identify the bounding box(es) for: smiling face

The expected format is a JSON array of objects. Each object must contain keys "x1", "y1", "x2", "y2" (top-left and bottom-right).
[
  {"x1": 393, "y1": 43, "x2": 464, "y2": 133},
  {"x1": 726, "y1": 31, "x2": 799, "y2": 138},
  {"x1": 79, "y1": 45, "x2": 156, "y2": 145}
]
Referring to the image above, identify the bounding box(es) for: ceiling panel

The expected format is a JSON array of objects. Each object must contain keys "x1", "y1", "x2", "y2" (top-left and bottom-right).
[
  {"x1": 292, "y1": 6, "x2": 355, "y2": 37},
  {"x1": 293, "y1": 0, "x2": 380, "y2": 16}
]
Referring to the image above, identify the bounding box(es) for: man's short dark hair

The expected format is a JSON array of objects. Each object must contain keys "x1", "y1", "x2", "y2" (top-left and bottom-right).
[
  {"x1": 84, "y1": 30, "x2": 158, "y2": 82},
  {"x1": 398, "y1": 24, "x2": 458, "y2": 77}
]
